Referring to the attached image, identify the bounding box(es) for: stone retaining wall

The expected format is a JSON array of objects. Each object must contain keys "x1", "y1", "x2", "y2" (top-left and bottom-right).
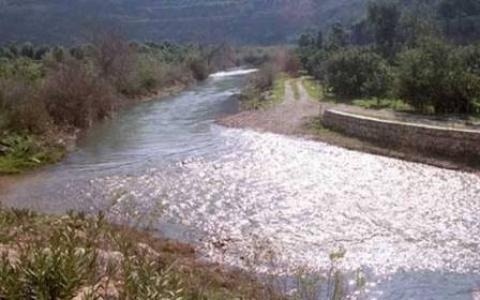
[{"x1": 322, "y1": 109, "x2": 480, "y2": 158}]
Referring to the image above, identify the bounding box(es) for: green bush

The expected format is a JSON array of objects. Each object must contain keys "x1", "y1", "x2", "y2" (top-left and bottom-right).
[
  {"x1": 325, "y1": 47, "x2": 392, "y2": 98},
  {"x1": 0, "y1": 133, "x2": 64, "y2": 174},
  {"x1": 396, "y1": 39, "x2": 480, "y2": 114}
]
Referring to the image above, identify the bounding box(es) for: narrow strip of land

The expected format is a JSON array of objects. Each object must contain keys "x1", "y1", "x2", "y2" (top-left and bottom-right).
[{"x1": 220, "y1": 79, "x2": 321, "y2": 135}]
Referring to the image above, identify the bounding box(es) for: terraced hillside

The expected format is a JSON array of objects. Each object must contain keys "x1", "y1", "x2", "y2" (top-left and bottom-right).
[{"x1": 0, "y1": 0, "x2": 366, "y2": 44}]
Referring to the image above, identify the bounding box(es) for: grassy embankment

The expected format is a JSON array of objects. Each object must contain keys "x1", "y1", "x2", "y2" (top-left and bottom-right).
[
  {"x1": 0, "y1": 206, "x2": 360, "y2": 300},
  {"x1": 0, "y1": 207, "x2": 286, "y2": 300}
]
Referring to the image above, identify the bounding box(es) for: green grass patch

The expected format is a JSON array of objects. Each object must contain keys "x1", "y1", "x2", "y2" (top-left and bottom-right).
[
  {"x1": 350, "y1": 98, "x2": 414, "y2": 111},
  {"x1": 0, "y1": 133, "x2": 65, "y2": 174},
  {"x1": 302, "y1": 77, "x2": 323, "y2": 101}
]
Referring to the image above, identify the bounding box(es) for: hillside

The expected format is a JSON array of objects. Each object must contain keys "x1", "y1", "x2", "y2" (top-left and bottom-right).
[{"x1": 0, "y1": 0, "x2": 367, "y2": 45}]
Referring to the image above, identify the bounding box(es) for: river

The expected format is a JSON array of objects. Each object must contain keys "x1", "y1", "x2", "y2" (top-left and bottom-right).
[{"x1": 2, "y1": 70, "x2": 480, "y2": 299}]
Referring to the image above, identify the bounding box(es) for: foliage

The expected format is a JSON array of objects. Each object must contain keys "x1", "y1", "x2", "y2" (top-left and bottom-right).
[
  {"x1": 297, "y1": 0, "x2": 480, "y2": 116},
  {"x1": 251, "y1": 64, "x2": 276, "y2": 93},
  {"x1": 0, "y1": 36, "x2": 221, "y2": 172},
  {"x1": 326, "y1": 23, "x2": 350, "y2": 51},
  {"x1": 396, "y1": 38, "x2": 480, "y2": 114},
  {"x1": 367, "y1": 0, "x2": 401, "y2": 59},
  {"x1": 0, "y1": 208, "x2": 283, "y2": 300},
  {"x1": 325, "y1": 47, "x2": 392, "y2": 99},
  {"x1": 42, "y1": 59, "x2": 115, "y2": 128},
  {"x1": 0, "y1": 133, "x2": 64, "y2": 174}
]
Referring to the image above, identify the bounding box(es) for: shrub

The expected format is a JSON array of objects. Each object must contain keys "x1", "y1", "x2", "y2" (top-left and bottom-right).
[
  {"x1": 325, "y1": 47, "x2": 392, "y2": 98},
  {"x1": 250, "y1": 64, "x2": 275, "y2": 92},
  {"x1": 396, "y1": 39, "x2": 480, "y2": 114},
  {"x1": 186, "y1": 55, "x2": 209, "y2": 81},
  {"x1": 0, "y1": 79, "x2": 50, "y2": 134},
  {"x1": 42, "y1": 59, "x2": 116, "y2": 128}
]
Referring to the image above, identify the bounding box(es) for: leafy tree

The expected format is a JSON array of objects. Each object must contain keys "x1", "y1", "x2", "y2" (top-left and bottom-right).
[
  {"x1": 438, "y1": 0, "x2": 480, "y2": 42},
  {"x1": 367, "y1": 0, "x2": 401, "y2": 59},
  {"x1": 327, "y1": 23, "x2": 349, "y2": 51},
  {"x1": 298, "y1": 32, "x2": 316, "y2": 48},
  {"x1": 396, "y1": 38, "x2": 480, "y2": 113},
  {"x1": 438, "y1": 0, "x2": 480, "y2": 20},
  {"x1": 34, "y1": 45, "x2": 50, "y2": 60},
  {"x1": 20, "y1": 42, "x2": 34, "y2": 59},
  {"x1": 316, "y1": 31, "x2": 324, "y2": 49},
  {"x1": 325, "y1": 47, "x2": 392, "y2": 98}
]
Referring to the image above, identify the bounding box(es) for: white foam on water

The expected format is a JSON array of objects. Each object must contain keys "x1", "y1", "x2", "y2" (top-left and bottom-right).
[{"x1": 209, "y1": 68, "x2": 258, "y2": 78}]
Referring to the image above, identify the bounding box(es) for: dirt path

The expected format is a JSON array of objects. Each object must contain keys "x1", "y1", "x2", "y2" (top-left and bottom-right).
[{"x1": 219, "y1": 79, "x2": 321, "y2": 136}]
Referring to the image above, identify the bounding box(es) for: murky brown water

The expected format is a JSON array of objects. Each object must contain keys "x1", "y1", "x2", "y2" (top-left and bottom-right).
[{"x1": 2, "y1": 70, "x2": 480, "y2": 299}]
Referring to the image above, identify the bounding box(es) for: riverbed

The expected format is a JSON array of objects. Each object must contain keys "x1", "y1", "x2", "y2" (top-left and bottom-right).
[{"x1": 1, "y1": 70, "x2": 480, "y2": 299}]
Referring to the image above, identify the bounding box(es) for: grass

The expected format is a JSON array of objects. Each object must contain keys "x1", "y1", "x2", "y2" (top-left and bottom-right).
[
  {"x1": 0, "y1": 206, "x2": 361, "y2": 300},
  {"x1": 350, "y1": 98, "x2": 413, "y2": 111},
  {"x1": 242, "y1": 73, "x2": 288, "y2": 110},
  {"x1": 0, "y1": 133, "x2": 65, "y2": 174},
  {"x1": 0, "y1": 208, "x2": 285, "y2": 300},
  {"x1": 302, "y1": 77, "x2": 323, "y2": 101}
]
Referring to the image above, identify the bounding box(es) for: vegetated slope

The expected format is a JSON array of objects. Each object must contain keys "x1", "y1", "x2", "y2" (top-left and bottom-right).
[{"x1": 0, "y1": 0, "x2": 366, "y2": 45}]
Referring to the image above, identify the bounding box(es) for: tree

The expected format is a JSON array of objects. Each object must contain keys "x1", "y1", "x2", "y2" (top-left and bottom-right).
[
  {"x1": 327, "y1": 23, "x2": 349, "y2": 51},
  {"x1": 438, "y1": 0, "x2": 480, "y2": 42},
  {"x1": 367, "y1": 0, "x2": 401, "y2": 59},
  {"x1": 396, "y1": 38, "x2": 480, "y2": 114},
  {"x1": 325, "y1": 47, "x2": 392, "y2": 98},
  {"x1": 316, "y1": 31, "x2": 324, "y2": 49},
  {"x1": 20, "y1": 42, "x2": 34, "y2": 59},
  {"x1": 298, "y1": 32, "x2": 315, "y2": 48}
]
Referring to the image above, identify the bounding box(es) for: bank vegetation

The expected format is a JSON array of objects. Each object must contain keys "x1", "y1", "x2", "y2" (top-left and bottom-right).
[
  {"x1": 0, "y1": 30, "x2": 267, "y2": 174},
  {"x1": 297, "y1": 0, "x2": 480, "y2": 119}
]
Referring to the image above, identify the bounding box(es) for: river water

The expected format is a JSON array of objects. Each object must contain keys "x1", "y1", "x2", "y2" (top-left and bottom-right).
[{"x1": 2, "y1": 70, "x2": 480, "y2": 299}]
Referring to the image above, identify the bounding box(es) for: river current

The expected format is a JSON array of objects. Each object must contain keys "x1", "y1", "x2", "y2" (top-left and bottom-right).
[{"x1": 2, "y1": 70, "x2": 480, "y2": 299}]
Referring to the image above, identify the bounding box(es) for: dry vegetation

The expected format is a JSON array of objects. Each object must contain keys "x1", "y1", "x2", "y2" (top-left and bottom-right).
[
  {"x1": 0, "y1": 30, "x2": 250, "y2": 174},
  {"x1": 0, "y1": 207, "x2": 288, "y2": 300}
]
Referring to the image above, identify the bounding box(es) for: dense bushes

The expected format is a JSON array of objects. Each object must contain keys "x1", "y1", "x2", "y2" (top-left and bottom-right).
[
  {"x1": 325, "y1": 48, "x2": 392, "y2": 98},
  {"x1": 0, "y1": 36, "x2": 222, "y2": 173},
  {"x1": 396, "y1": 39, "x2": 480, "y2": 114},
  {"x1": 297, "y1": 0, "x2": 480, "y2": 116},
  {"x1": 42, "y1": 60, "x2": 115, "y2": 128},
  {"x1": 0, "y1": 39, "x2": 217, "y2": 134}
]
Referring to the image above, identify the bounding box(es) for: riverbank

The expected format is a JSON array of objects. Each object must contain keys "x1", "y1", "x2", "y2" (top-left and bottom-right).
[
  {"x1": 219, "y1": 77, "x2": 480, "y2": 172},
  {"x1": 0, "y1": 81, "x2": 191, "y2": 176},
  {"x1": 0, "y1": 207, "x2": 282, "y2": 299}
]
